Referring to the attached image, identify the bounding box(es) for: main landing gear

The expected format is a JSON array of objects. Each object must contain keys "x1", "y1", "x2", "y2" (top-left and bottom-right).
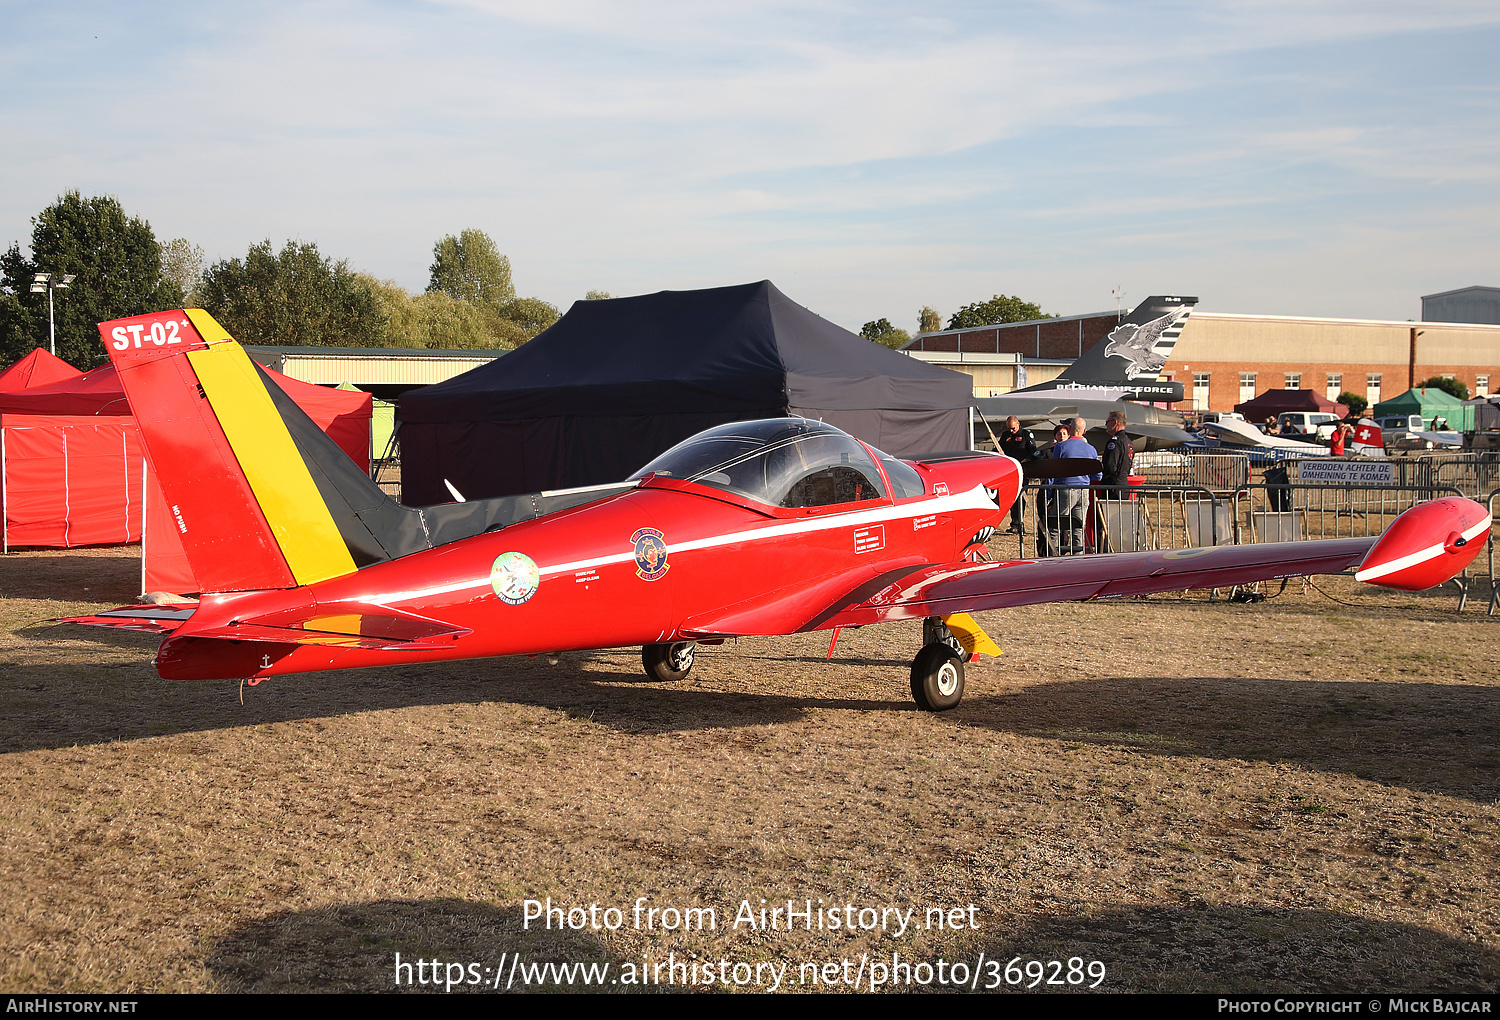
[
  {"x1": 911, "y1": 617, "x2": 967, "y2": 712},
  {"x1": 642, "y1": 641, "x2": 696, "y2": 681}
]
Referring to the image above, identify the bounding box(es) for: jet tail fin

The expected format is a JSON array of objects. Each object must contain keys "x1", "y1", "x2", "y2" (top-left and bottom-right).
[{"x1": 1053, "y1": 294, "x2": 1197, "y2": 390}]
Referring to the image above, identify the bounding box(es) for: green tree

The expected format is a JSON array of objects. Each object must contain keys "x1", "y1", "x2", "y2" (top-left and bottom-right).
[
  {"x1": 860, "y1": 318, "x2": 912, "y2": 350},
  {"x1": 946, "y1": 294, "x2": 1048, "y2": 330},
  {"x1": 584, "y1": 289, "x2": 613, "y2": 301},
  {"x1": 426, "y1": 230, "x2": 557, "y2": 345},
  {"x1": 917, "y1": 306, "x2": 941, "y2": 334},
  {"x1": 161, "y1": 237, "x2": 206, "y2": 307},
  {"x1": 496, "y1": 296, "x2": 559, "y2": 341},
  {"x1": 1337, "y1": 391, "x2": 1368, "y2": 416},
  {"x1": 1418, "y1": 375, "x2": 1470, "y2": 401},
  {"x1": 0, "y1": 191, "x2": 182, "y2": 368},
  {"x1": 427, "y1": 229, "x2": 515, "y2": 313},
  {"x1": 199, "y1": 240, "x2": 386, "y2": 346},
  {"x1": 361, "y1": 275, "x2": 514, "y2": 350}
]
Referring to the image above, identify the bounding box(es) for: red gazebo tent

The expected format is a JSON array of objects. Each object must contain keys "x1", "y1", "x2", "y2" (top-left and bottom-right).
[
  {"x1": 0, "y1": 350, "x2": 371, "y2": 593},
  {"x1": 1232, "y1": 388, "x2": 1348, "y2": 424},
  {"x1": 0, "y1": 348, "x2": 85, "y2": 391}
]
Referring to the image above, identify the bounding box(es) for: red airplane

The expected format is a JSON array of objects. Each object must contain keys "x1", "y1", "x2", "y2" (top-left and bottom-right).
[{"x1": 66, "y1": 310, "x2": 1491, "y2": 711}]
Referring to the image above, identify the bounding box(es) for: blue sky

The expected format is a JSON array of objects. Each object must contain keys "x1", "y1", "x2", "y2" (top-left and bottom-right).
[{"x1": 3, "y1": 1, "x2": 1497, "y2": 331}]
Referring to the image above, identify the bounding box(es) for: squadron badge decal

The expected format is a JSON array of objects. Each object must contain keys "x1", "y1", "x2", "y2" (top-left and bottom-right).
[
  {"x1": 631, "y1": 528, "x2": 670, "y2": 581},
  {"x1": 490, "y1": 551, "x2": 540, "y2": 605}
]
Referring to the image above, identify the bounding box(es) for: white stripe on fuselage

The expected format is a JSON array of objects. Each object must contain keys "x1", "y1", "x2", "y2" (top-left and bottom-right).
[{"x1": 365, "y1": 485, "x2": 1000, "y2": 608}]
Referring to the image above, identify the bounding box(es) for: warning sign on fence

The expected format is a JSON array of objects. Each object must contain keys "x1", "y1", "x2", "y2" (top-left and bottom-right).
[{"x1": 1298, "y1": 460, "x2": 1396, "y2": 484}]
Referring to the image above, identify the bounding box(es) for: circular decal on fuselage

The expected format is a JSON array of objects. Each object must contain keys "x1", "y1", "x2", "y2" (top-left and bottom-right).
[
  {"x1": 631, "y1": 527, "x2": 670, "y2": 581},
  {"x1": 490, "y1": 551, "x2": 540, "y2": 605}
]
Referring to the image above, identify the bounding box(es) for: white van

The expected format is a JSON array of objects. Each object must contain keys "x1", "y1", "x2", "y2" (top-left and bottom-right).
[{"x1": 1277, "y1": 412, "x2": 1339, "y2": 438}]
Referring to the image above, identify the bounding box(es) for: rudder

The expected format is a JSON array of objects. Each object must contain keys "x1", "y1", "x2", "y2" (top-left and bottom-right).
[{"x1": 102, "y1": 309, "x2": 357, "y2": 592}]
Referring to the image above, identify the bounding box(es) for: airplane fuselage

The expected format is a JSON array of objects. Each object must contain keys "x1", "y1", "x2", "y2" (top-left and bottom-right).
[{"x1": 156, "y1": 453, "x2": 1019, "y2": 680}]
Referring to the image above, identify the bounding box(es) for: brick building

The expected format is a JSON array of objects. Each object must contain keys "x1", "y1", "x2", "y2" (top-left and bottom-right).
[{"x1": 902, "y1": 307, "x2": 1499, "y2": 410}]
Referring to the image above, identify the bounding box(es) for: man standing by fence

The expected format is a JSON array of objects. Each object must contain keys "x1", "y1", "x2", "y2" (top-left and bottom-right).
[
  {"x1": 1046, "y1": 421, "x2": 1102, "y2": 555},
  {"x1": 999, "y1": 416, "x2": 1039, "y2": 535},
  {"x1": 1102, "y1": 411, "x2": 1133, "y2": 488}
]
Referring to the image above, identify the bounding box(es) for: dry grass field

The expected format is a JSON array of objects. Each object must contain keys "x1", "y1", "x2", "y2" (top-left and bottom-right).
[{"x1": 0, "y1": 545, "x2": 1496, "y2": 994}]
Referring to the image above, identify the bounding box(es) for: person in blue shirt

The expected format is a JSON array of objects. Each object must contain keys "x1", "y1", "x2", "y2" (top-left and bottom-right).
[{"x1": 1045, "y1": 420, "x2": 1102, "y2": 555}]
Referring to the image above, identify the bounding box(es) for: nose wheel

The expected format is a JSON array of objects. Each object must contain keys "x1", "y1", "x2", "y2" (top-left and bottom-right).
[
  {"x1": 642, "y1": 641, "x2": 696, "y2": 681},
  {"x1": 910, "y1": 642, "x2": 965, "y2": 711}
]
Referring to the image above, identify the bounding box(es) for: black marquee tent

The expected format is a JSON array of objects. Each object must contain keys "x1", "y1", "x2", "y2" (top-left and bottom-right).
[{"x1": 398, "y1": 280, "x2": 973, "y2": 503}]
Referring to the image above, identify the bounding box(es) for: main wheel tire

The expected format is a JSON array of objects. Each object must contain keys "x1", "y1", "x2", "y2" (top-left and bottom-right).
[
  {"x1": 642, "y1": 641, "x2": 696, "y2": 681},
  {"x1": 910, "y1": 642, "x2": 965, "y2": 711}
]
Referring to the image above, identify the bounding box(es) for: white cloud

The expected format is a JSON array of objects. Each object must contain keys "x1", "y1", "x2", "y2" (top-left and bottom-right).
[{"x1": 1, "y1": 1, "x2": 1497, "y2": 325}]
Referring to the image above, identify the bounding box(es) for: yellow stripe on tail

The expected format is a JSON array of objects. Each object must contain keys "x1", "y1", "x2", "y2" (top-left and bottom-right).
[{"x1": 184, "y1": 322, "x2": 357, "y2": 585}]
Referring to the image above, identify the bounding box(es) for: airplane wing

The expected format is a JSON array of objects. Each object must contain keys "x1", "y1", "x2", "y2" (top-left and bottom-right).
[
  {"x1": 807, "y1": 539, "x2": 1373, "y2": 630},
  {"x1": 1127, "y1": 422, "x2": 1197, "y2": 447},
  {"x1": 675, "y1": 540, "x2": 1372, "y2": 638},
  {"x1": 812, "y1": 495, "x2": 1490, "y2": 630},
  {"x1": 1200, "y1": 419, "x2": 1330, "y2": 453},
  {"x1": 676, "y1": 497, "x2": 1488, "y2": 639}
]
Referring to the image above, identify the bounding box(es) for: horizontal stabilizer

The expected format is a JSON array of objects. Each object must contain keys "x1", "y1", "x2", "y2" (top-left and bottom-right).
[
  {"x1": 61, "y1": 600, "x2": 468, "y2": 650},
  {"x1": 146, "y1": 602, "x2": 474, "y2": 680},
  {"x1": 60, "y1": 604, "x2": 199, "y2": 635},
  {"x1": 193, "y1": 603, "x2": 472, "y2": 650}
]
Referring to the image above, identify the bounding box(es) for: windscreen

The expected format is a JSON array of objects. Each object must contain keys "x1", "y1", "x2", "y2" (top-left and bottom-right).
[{"x1": 632, "y1": 418, "x2": 886, "y2": 508}]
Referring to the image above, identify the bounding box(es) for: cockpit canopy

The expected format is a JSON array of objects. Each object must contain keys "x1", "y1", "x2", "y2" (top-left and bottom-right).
[{"x1": 631, "y1": 418, "x2": 923, "y2": 508}]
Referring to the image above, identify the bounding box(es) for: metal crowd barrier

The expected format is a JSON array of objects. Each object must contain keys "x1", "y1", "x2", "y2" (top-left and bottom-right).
[
  {"x1": 1228, "y1": 483, "x2": 1466, "y2": 543},
  {"x1": 1423, "y1": 453, "x2": 1500, "y2": 497},
  {"x1": 1488, "y1": 488, "x2": 1499, "y2": 616},
  {"x1": 1132, "y1": 451, "x2": 1250, "y2": 490},
  {"x1": 1003, "y1": 482, "x2": 1224, "y2": 560}
]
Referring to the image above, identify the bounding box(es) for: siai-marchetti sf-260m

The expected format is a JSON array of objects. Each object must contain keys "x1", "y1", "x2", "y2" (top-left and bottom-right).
[{"x1": 65, "y1": 310, "x2": 1491, "y2": 711}]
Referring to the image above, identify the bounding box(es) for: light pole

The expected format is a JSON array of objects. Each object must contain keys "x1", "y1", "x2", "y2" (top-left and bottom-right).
[{"x1": 29, "y1": 272, "x2": 76, "y2": 356}]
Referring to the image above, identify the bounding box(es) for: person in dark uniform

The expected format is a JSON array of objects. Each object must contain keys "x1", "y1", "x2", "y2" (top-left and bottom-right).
[
  {"x1": 1098, "y1": 411, "x2": 1134, "y2": 552},
  {"x1": 998, "y1": 415, "x2": 1038, "y2": 534},
  {"x1": 1101, "y1": 410, "x2": 1133, "y2": 489}
]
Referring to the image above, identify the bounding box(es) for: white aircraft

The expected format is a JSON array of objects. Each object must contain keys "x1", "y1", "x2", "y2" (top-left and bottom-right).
[{"x1": 1190, "y1": 417, "x2": 1332, "y2": 458}]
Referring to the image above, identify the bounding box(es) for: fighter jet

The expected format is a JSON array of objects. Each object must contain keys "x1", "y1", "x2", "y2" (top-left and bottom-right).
[
  {"x1": 1013, "y1": 295, "x2": 1197, "y2": 403},
  {"x1": 970, "y1": 295, "x2": 1199, "y2": 451}
]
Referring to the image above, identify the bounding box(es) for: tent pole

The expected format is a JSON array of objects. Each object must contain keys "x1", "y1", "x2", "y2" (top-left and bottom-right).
[
  {"x1": 2, "y1": 427, "x2": 7, "y2": 555},
  {"x1": 140, "y1": 457, "x2": 148, "y2": 597},
  {"x1": 122, "y1": 429, "x2": 131, "y2": 543},
  {"x1": 61, "y1": 431, "x2": 70, "y2": 548}
]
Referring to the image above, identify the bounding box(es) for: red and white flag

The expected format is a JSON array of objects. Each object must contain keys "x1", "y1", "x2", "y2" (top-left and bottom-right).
[{"x1": 1351, "y1": 421, "x2": 1383, "y2": 452}]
